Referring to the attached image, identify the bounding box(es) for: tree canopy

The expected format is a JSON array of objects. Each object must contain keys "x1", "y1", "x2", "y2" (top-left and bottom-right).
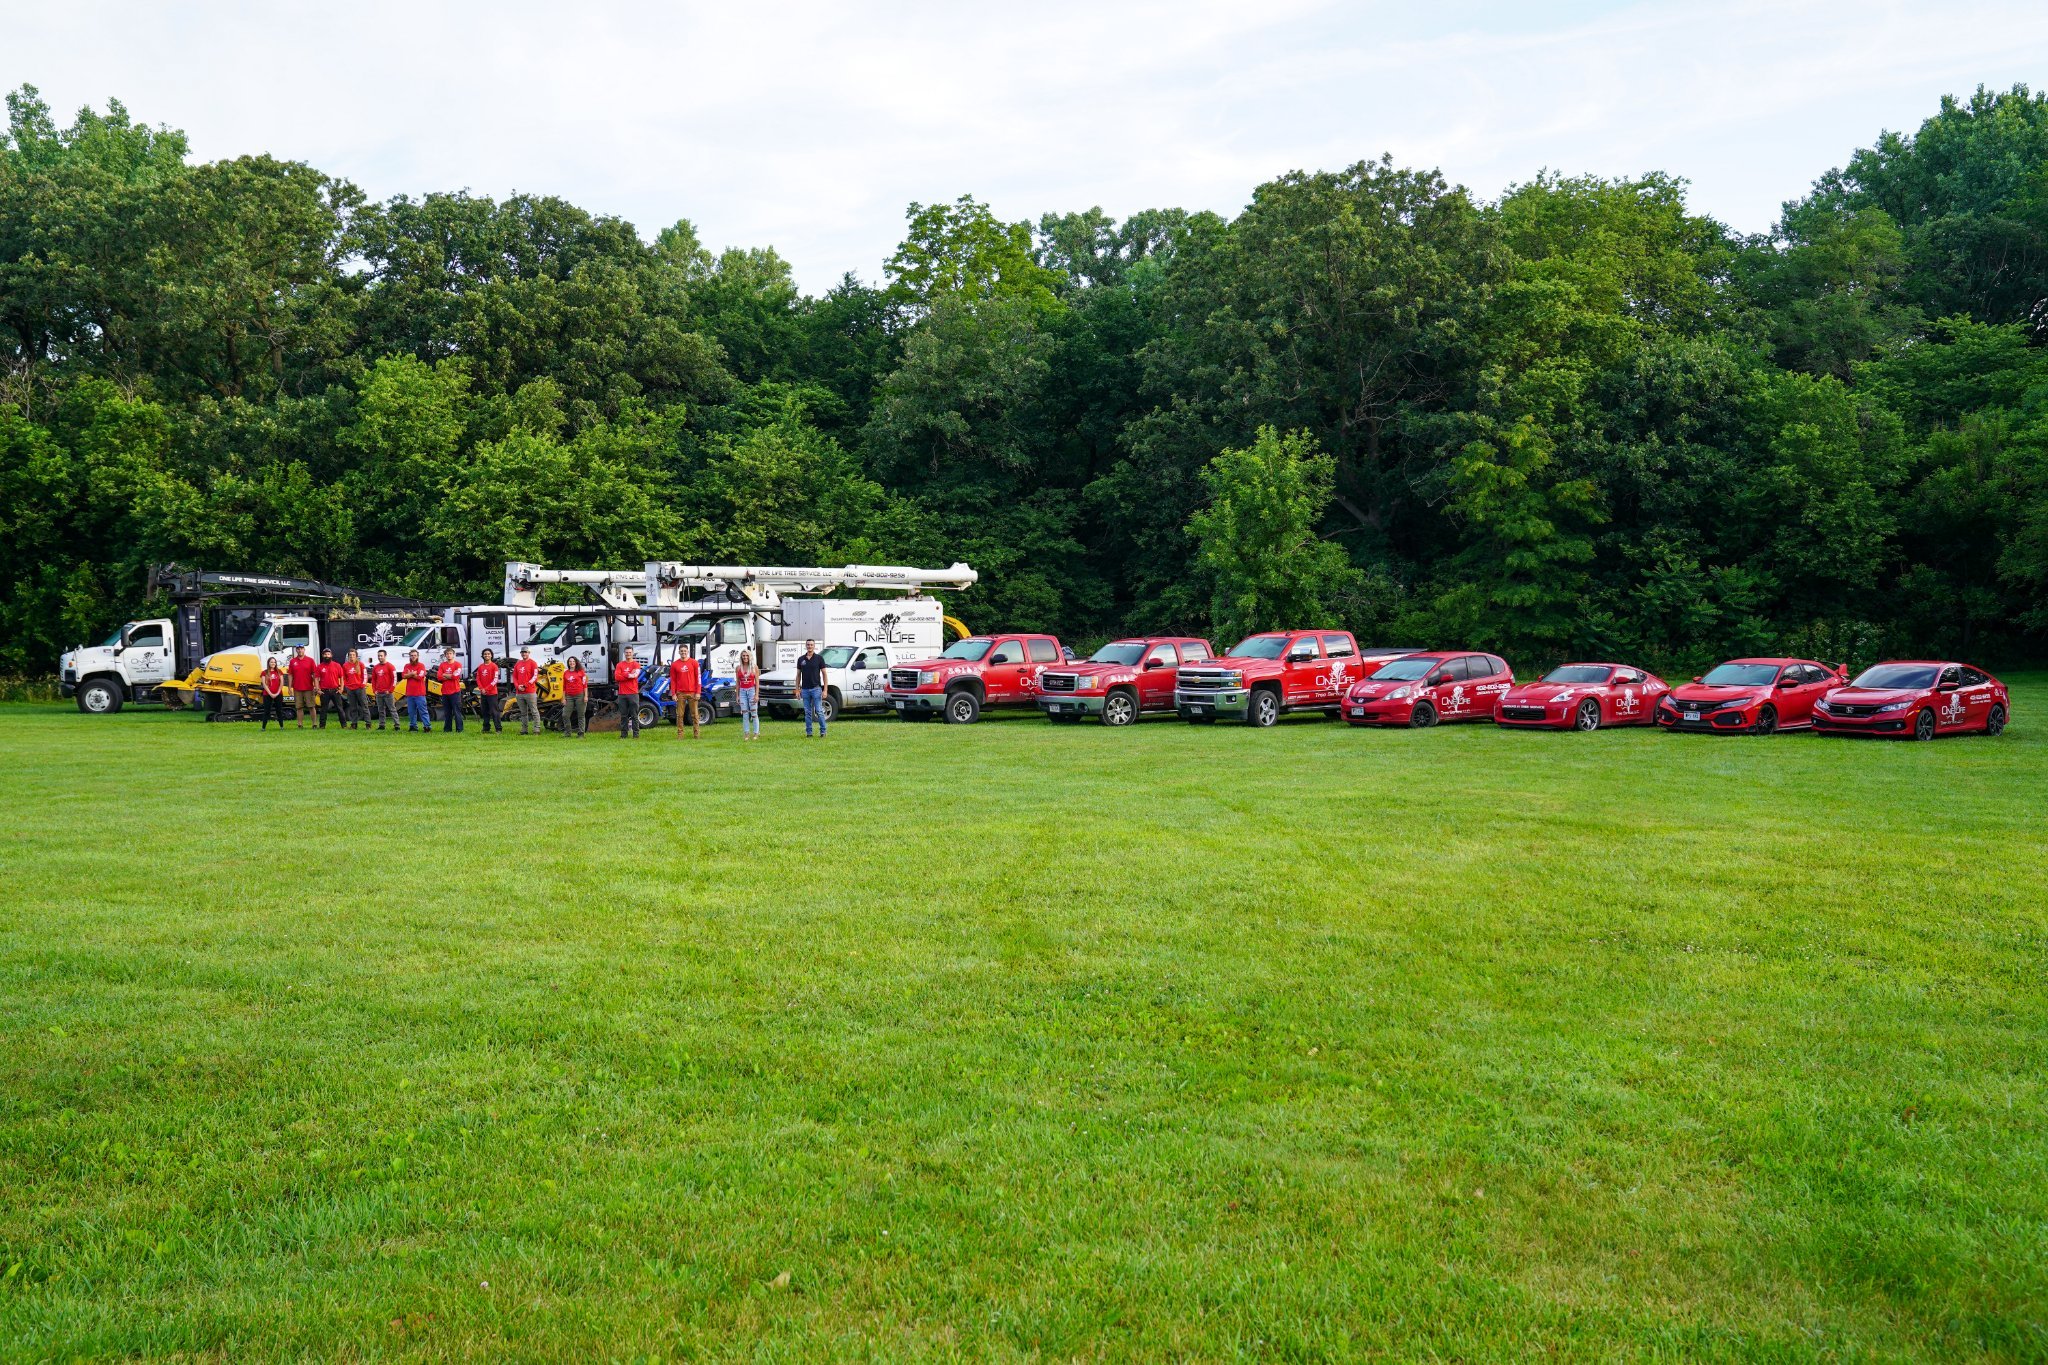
[{"x1": 7, "y1": 81, "x2": 2048, "y2": 674}]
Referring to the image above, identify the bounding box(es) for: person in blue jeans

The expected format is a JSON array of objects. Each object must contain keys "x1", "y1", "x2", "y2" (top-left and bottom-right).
[
  {"x1": 735, "y1": 648, "x2": 760, "y2": 740},
  {"x1": 795, "y1": 639, "x2": 828, "y2": 737},
  {"x1": 402, "y1": 650, "x2": 432, "y2": 731}
]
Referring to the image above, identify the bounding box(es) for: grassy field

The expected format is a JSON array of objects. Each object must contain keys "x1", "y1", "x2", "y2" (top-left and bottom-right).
[{"x1": 0, "y1": 689, "x2": 2043, "y2": 1362}]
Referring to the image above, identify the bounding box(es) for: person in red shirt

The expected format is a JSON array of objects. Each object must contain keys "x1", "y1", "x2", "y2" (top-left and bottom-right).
[
  {"x1": 510, "y1": 647, "x2": 541, "y2": 735},
  {"x1": 614, "y1": 648, "x2": 644, "y2": 739},
  {"x1": 561, "y1": 656, "x2": 588, "y2": 737},
  {"x1": 340, "y1": 651, "x2": 368, "y2": 729},
  {"x1": 369, "y1": 650, "x2": 399, "y2": 730},
  {"x1": 668, "y1": 649, "x2": 702, "y2": 739},
  {"x1": 286, "y1": 647, "x2": 318, "y2": 728},
  {"x1": 474, "y1": 648, "x2": 503, "y2": 734},
  {"x1": 315, "y1": 650, "x2": 345, "y2": 729},
  {"x1": 258, "y1": 656, "x2": 289, "y2": 730},
  {"x1": 435, "y1": 650, "x2": 465, "y2": 733},
  {"x1": 401, "y1": 650, "x2": 430, "y2": 732}
]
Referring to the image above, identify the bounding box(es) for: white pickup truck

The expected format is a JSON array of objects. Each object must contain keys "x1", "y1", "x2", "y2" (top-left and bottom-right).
[{"x1": 758, "y1": 644, "x2": 910, "y2": 724}]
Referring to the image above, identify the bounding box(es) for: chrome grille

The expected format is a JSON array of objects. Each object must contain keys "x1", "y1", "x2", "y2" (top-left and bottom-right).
[
  {"x1": 1040, "y1": 672, "x2": 1077, "y2": 693},
  {"x1": 890, "y1": 668, "x2": 922, "y2": 690},
  {"x1": 1177, "y1": 670, "x2": 1236, "y2": 692}
]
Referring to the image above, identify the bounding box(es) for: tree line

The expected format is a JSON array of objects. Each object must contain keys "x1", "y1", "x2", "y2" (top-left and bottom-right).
[{"x1": 5, "y1": 82, "x2": 2048, "y2": 675}]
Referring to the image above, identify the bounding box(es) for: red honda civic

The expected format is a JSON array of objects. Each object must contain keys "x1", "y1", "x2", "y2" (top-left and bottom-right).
[
  {"x1": 1655, "y1": 657, "x2": 1848, "y2": 734},
  {"x1": 1495, "y1": 662, "x2": 1669, "y2": 731},
  {"x1": 1814, "y1": 660, "x2": 2011, "y2": 739}
]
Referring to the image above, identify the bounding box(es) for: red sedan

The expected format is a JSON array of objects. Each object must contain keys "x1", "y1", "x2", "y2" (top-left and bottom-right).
[
  {"x1": 1656, "y1": 657, "x2": 1848, "y2": 734},
  {"x1": 1495, "y1": 663, "x2": 1669, "y2": 731},
  {"x1": 1344, "y1": 651, "x2": 1515, "y2": 727},
  {"x1": 1814, "y1": 660, "x2": 2011, "y2": 740}
]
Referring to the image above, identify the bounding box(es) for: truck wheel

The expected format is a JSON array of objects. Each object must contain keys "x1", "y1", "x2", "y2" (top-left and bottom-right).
[
  {"x1": 76, "y1": 678, "x2": 124, "y2": 715},
  {"x1": 823, "y1": 690, "x2": 841, "y2": 725},
  {"x1": 1246, "y1": 688, "x2": 1280, "y2": 728},
  {"x1": 1409, "y1": 701, "x2": 1438, "y2": 729},
  {"x1": 944, "y1": 690, "x2": 981, "y2": 724},
  {"x1": 1101, "y1": 690, "x2": 1138, "y2": 727}
]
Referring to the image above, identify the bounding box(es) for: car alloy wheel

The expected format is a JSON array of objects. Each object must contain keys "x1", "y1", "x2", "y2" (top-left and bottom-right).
[
  {"x1": 1754, "y1": 705, "x2": 1777, "y2": 735},
  {"x1": 1409, "y1": 701, "x2": 1437, "y2": 729},
  {"x1": 1986, "y1": 704, "x2": 2007, "y2": 736},
  {"x1": 1102, "y1": 692, "x2": 1137, "y2": 727},
  {"x1": 1913, "y1": 707, "x2": 1937, "y2": 741},
  {"x1": 1247, "y1": 690, "x2": 1279, "y2": 728},
  {"x1": 1574, "y1": 699, "x2": 1601, "y2": 732}
]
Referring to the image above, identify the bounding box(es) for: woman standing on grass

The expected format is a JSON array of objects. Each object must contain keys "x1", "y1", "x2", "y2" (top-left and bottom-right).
[
  {"x1": 735, "y1": 648, "x2": 760, "y2": 740},
  {"x1": 258, "y1": 656, "x2": 288, "y2": 730},
  {"x1": 562, "y1": 656, "x2": 588, "y2": 737}
]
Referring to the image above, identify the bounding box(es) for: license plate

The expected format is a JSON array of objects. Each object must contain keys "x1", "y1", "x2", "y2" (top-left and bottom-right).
[
  {"x1": 1350, "y1": 706, "x2": 1365, "y2": 716},
  {"x1": 1685, "y1": 709, "x2": 1700, "y2": 720},
  {"x1": 1190, "y1": 703, "x2": 1211, "y2": 714},
  {"x1": 893, "y1": 700, "x2": 907, "y2": 709}
]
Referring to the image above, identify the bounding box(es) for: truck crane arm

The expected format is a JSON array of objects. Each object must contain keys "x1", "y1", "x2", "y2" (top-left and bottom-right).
[
  {"x1": 643, "y1": 562, "x2": 977, "y2": 608},
  {"x1": 147, "y1": 565, "x2": 439, "y2": 609},
  {"x1": 502, "y1": 562, "x2": 650, "y2": 611}
]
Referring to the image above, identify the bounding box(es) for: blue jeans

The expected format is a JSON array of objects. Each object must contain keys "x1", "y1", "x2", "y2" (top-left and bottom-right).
[
  {"x1": 738, "y1": 686, "x2": 759, "y2": 736},
  {"x1": 406, "y1": 695, "x2": 430, "y2": 729},
  {"x1": 801, "y1": 686, "x2": 827, "y2": 735}
]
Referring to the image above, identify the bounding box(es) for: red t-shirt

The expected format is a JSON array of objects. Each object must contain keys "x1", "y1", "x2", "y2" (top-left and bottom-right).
[
  {"x1": 370, "y1": 662, "x2": 396, "y2": 694},
  {"x1": 562, "y1": 668, "x2": 587, "y2": 697},
  {"x1": 668, "y1": 657, "x2": 700, "y2": 696},
  {"x1": 511, "y1": 659, "x2": 538, "y2": 693},
  {"x1": 262, "y1": 668, "x2": 284, "y2": 697},
  {"x1": 342, "y1": 661, "x2": 365, "y2": 689},
  {"x1": 475, "y1": 661, "x2": 499, "y2": 695},
  {"x1": 402, "y1": 662, "x2": 428, "y2": 697},
  {"x1": 436, "y1": 660, "x2": 463, "y2": 692},
  {"x1": 317, "y1": 660, "x2": 344, "y2": 691},
  {"x1": 735, "y1": 664, "x2": 757, "y2": 689},
  {"x1": 287, "y1": 655, "x2": 317, "y2": 690},
  {"x1": 613, "y1": 660, "x2": 641, "y2": 696}
]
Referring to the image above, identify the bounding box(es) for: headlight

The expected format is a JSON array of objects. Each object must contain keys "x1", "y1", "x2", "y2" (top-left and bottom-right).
[
  {"x1": 1077, "y1": 676, "x2": 1102, "y2": 691},
  {"x1": 918, "y1": 670, "x2": 938, "y2": 686},
  {"x1": 1551, "y1": 691, "x2": 1575, "y2": 704},
  {"x1": 1388, "y1": 687, "x2": 1411, "y2": 700},
  {"x1": 1877, "y1": 701, "x2": 1910, "y2": 713}
]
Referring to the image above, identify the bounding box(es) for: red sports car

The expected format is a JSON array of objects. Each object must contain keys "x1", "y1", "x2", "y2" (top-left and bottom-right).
[
  {"x1": 1656, "y1": 657, "x2": 1848, "y2": 734},
  {"x1": 1814, "y1": 660, "x2": 2010, "y2": 740},
  {"x1": 1495, "y1": 663, "x2": 1669, "y2": 731},
  {"x1": 1344, "y1": 651, "x2": 1515, "y2": 727}
]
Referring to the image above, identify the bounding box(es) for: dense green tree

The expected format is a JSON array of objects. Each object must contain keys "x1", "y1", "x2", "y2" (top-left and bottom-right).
[{"x1": 1188, "y1": 427, "x2": 1361, "y2": 641}]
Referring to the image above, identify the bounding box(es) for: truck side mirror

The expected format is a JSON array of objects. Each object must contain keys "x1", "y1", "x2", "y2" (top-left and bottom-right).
[{"x1": 1143, "y1": 658, "x2": 1164, "y2": 670}]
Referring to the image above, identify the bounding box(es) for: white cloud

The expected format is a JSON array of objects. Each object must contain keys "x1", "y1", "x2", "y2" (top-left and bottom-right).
[{"x1": 9, "y1": 1, "x2": 2048, "y2": 289}]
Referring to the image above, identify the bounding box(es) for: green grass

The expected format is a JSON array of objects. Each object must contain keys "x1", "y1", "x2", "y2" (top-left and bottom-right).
[{"x1": 1, "y1": 689, "x2": 2044, "y2": 1362}]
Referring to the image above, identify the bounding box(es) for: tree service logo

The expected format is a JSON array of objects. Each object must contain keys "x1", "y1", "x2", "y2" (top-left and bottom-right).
[
  {"x1": 1939, "y1": 693, "x2": 1967, "y2": 725},
  {"x1": 1614, "y1": 688, "x2": 1639, "y2": 716}
]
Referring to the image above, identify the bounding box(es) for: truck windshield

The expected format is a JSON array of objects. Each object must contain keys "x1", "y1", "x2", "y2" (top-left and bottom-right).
[
  {"x1": 942, "y1": 638, "x2": 993, "y2": 660},
  {"x1": 1370, "y1": 657, "x2": 1443, "y2": 681},
  {"x1": 1089, "y1": 643, "x2": 1146, "y2": 665},
  {"x1": 821, "y1": 646, "x2": 856, "y2": 667},
  {"x1": 1541, "y1": 666, "x2": 1612, "y2": 684},
  {"x1": 97, "y1": 626, "x2": 130, "y2": 647},
  {"x1": 396, "y1": 627, "x2": 438, "y2": 649},
  {"x1": 1851, "y1": 664, "x2": 1939, "y2": 690},
  {"x1": 1225, "y1": 636, "x2": 1289, "y2": 659},
  {"x1": 528, "y1": 618, "x2": 569, "y2": 645}
]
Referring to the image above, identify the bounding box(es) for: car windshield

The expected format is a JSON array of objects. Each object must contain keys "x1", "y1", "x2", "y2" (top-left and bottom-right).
[
  {"x1": 1542, "y1": 666, "x2": 1612, "y2": 684},
  {"x1": 1226, "y1": 636, "x2": 1289, "y2": 659},
  {"x1": 1851, "y1": 664, "x2": 1939, "y2": 690},
  {"x1": 1370, "y1": 657, "x2": 1443, "y2": 681},
  {"x1": 527, "y1": 618, "x2": 569, "y2": 645},
  {"x1": 942, "y1": 638, "x2": 992, "y2": 660},
  {"x1": 820, "y1": 646, "x2": 856, "y2": 668},
  {"x1": 1090, "y1": 642, "x2": 1147, "y2": 665},
  {"x1": 1701, "y1": 663, "x2": 1781, "y2": 687}
]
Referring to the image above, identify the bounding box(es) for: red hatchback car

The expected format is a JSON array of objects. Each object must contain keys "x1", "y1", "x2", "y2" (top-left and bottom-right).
[
  {"x1": 1814, "y1": 660, "x2": 2011, "y2": 740},
  {"x1": 1656, "y1": 657, "x2": 1848, "y2": 734},
  {"x1": 1344, "y1": 651, "x2": 1515, "y2": 727},
  {"x1": 1495, "y1": 662, "x2": 1669, "y2": 731}
]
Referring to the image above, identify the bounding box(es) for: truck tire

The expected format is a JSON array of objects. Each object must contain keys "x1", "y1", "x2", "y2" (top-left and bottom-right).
[
  {"x1": 76, "y1": 677, "x2": 124, "y2": 715},
  {"x1": 944, "y1": 690, "x2": 981, "y2": 724},
  {"x1": 1246, "y1": 687, "x2": 1280, "y2": 728},
  {"x1": 823, "y1": 690, "x2": 842, "y2": 725},
  {"x1": 1101, "y1": 689, "x2": 1139, "y2": 727}
]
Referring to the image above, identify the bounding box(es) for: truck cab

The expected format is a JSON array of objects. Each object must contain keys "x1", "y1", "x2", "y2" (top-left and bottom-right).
[
  {"x1": 760, "y1": 643, "x2": 905, "y2": 723},
  {"x1": 887, "y1": 633, "x2": 1065, "y2": 724},
  {"x1": 60, "y1": 618, "x2": 180, "y2": 714},
  {"x1": 1175, "y1": 630, "x2": 1369, "y2": 727},
  {"x1": 1037, "y1": 636, "x2": 1214, "y2": 726}
]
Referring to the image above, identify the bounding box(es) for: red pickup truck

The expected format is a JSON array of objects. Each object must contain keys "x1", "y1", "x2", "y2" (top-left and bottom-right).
[
  {"x1": 888, "y1": 632, "x2": 1066, "y2": 723},
  {"x1": 1174, "y1": 631, "x2": 1401, "y2": 726},
  {"x1": 1037, "y1": 636, "x2": 1215, "y2": 726}
]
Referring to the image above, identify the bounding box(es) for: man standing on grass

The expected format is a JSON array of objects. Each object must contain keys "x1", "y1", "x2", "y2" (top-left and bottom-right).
[
  {"x1": 796, "y1": 639, "x2": 828, "y2": 738},
  {"x1": 315, "y1": 649, "x2": 345, "y2": 729},
  {"x1": 669, "y1": 647, "x2": 701, "y2": 739},
  {"x1": 511, "y1": 647, "x2": 540, "y2": 735},
  {"x1": 614, "y1": 648, "x2": 644, "y2": 739},
  {"x1": 474, "y1": 649, "x2": 502, "y2": 735},
  {"x1": 402, "y1": 650, "x2": 430, "y2": 732},
  {"x1": 341, "y1": 650, "x2": 367, "y2": 729},
  {"x1": 287, "y1": 647, "x2": 318, "y2": 728},
  {"x1": 436, "y1": 649, "x2": 465, "y2": 733},
  {"x1": 370, "y1": 650, "x2": 398, "y2": 730}
]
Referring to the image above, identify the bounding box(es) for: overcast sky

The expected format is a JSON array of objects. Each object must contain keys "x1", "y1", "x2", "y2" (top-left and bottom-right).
[{"x1": 10, "y1": 2, "x2": 2048, "y2": 291}]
